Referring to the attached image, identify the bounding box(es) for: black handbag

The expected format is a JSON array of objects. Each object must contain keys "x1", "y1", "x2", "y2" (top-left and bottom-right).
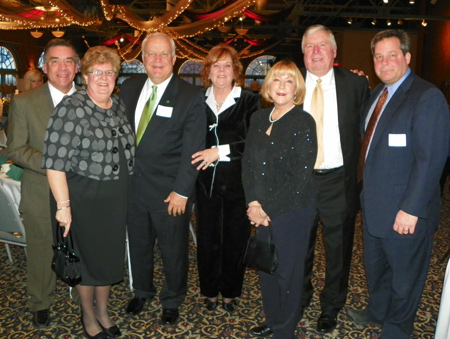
[
  {"x1": 51, "y1": 226, "x2": 82, "y2": 287},
  {"x1": 243, "y1": 226, "x2": 278, "y2": 274}
]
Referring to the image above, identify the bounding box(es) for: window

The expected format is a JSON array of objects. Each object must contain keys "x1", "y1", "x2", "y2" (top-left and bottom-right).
[
  {"x1": 178, "y1": 60, "x2": 203, "y2": 87},
  {"x1": 245, "y1": 55, "x2": 276, "y2": 90},
  {"x1": 0, "y1": 46, "x2": 18, "y2": 98},
  {"x1": 118, "y1": 60, "x2": 146, "y2": 85}
]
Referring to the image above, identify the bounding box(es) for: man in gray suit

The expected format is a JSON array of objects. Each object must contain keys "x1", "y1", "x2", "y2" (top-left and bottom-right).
[{"x1": 7, "y1": 39, "x2": 78, "y2": 328}]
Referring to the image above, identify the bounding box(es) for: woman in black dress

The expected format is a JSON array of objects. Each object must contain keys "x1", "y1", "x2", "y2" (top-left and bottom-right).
[
  {"x1": 43, "y1": 46, "x2": 135, "y2": 339},
  {"x1": 191, "y1": 44, "x2": 259, "y2": 312},
  {"x1": 242, "y1": 60, "x2": 317, "y2": 339}
]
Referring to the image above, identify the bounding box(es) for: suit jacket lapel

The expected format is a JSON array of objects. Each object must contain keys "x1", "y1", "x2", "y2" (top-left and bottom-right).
[{"x1": 366, "y1": 72, "x2": 415, "y2": 158}]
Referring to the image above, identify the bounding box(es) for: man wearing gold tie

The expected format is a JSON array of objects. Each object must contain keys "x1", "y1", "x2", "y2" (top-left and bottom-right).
[
  {"x1": 300, "y1": 25, "x2": 369, "y2": 334},
  {"x1": 119, "y1": 33, "x2": 206, "y2": 324}
]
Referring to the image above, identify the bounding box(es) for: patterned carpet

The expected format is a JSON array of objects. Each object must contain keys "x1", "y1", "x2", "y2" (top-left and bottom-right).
[{"x1": 2, "y1": 198, "x2": 450, "y2": 339}]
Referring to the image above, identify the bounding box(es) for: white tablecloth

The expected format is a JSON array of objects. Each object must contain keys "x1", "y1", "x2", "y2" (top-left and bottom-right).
[
  {"x1": 0, "y1": 175, "x2": 21, "y2": 212},
  {"x1": 436, "y1": 258, "x2": 450, "y2": 338}
]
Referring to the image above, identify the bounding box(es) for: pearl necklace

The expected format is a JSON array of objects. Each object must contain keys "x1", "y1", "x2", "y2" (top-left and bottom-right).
[{"x1": 269, "y1": 105, "x2": 295, "y2": 123}]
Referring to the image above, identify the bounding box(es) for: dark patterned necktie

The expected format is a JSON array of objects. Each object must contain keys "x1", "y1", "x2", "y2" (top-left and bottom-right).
[{"x1": 357, "y1": 87, "x2": 388, "y2": 182}]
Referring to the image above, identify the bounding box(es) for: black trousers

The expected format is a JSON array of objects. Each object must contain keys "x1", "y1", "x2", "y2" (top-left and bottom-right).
[
  {"x1": 127, "y1": 197, "x2": 192, "y2": 309},
  {"x1": 302, "y1": 167, "x2": 356, "y2": 314},
  {"x1": 195, "y1": 182, "x2": 250, "y2": 299},
  {"x1": 260, "y1": 204, "x2": 316, "y2": 339}
]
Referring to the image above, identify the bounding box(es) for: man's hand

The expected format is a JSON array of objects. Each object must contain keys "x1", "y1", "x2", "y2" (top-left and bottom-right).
[
  {"x1": 393, "y1": 210, "x2": 418, "y2": 235},
  {"x1": 164, "y1": 191, "x2": 188, "y2": 217}
]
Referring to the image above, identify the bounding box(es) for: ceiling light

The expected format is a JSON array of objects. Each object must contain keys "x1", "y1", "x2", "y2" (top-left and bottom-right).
[
  {"x1": 397, "y1": 19, "x2": 403, "y2": 25},
  {"x1": 235, "y1": 28, "x2": 249, "y2": 36},
  {"x1": 422, "y1": 19, "x2": 427, "y2": 27},
  {"x1": 347, "y1": 18, "x2": 353, "y2": 25},
  {"x1": 409, "y1": 0, "x2": 415, "y2": 3},
  {"x1": 217, "y1": 26, "x2": 231, "y2": 33},
  {"x1": 51, "y1": 29, "x2": 65, "y2": 38},
  {"x1": 387, "y1": 19, "x2": 392, "y2": 26},
  {"x1": 371, "y1": 18, "x2": 377, "y2": 26},
  {"x1": 383, "y1": 0, "x2": 389, "y2": 3},
  {"x1": 30, "y1": 30, "x2": 44, "y2": 38}
]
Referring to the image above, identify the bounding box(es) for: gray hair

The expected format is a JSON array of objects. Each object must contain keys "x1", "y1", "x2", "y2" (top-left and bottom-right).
[
  {"x1": 141, "y1": 32, "x2": 176, "y2": 56},
  {"x1": 301, "y1": 25, "x2": 337, "y2": 53}
]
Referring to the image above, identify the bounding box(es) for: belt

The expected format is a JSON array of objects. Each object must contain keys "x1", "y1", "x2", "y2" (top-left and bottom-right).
[{"x1": 313, "y1": 166, "x2": 343, "y2": 176}]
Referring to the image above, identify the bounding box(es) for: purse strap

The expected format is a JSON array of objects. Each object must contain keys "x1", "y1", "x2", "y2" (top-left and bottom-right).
[{"x1": 55, "y1": 226, "x2": 75, "y2": 253}]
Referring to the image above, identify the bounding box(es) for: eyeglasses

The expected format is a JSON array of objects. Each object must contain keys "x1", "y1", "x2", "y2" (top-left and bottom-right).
[{"x1": 88, "y1": 70, "x2": 117, "y2": 77}]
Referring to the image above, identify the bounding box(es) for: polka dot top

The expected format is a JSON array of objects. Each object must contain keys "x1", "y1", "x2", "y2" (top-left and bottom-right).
[{"x1": 42, "y1": 89, "x2": 135, "y2": 181}]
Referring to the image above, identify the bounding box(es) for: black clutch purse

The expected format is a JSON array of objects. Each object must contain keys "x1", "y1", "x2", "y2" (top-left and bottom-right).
[
  {"x1": 51, "y1": 226, "x2": 82, "y2": 287},
  {"x1": 243, "y1": 226, "x2": 278, "y2": 275}
]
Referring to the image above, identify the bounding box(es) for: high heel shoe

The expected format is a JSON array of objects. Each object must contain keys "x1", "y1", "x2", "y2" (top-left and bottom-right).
[
  {"x1": 222, "y1": 299, "x2": 237, "y2": 313},
  {"x1": 203, "y1": 298, "x2": 219, "y2": 311},
  {"x1": 81, "y1": 319, "x2": 109, "y2": 339},
  {"x1": 98, "y1": 320, "x2": 121, "y2": 338}
]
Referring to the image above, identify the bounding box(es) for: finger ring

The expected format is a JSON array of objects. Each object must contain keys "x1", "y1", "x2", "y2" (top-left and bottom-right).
[
  {"x1": 202, "y1": 161, "x2": 207, "y2": 165},
  {"x1": 403, "y1": 229, "x2": 408, "y2": 233}
]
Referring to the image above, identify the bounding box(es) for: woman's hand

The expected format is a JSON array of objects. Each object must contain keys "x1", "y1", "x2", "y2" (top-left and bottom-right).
[
  {"x1": 247, "y1": 201, "x2": 271, "y2": 227},
  {"x1": 191, "y1": 148, "x2": 219, "y2": 170},
  {"x1": 55, "y1": 207, "x2": 72, "y2": 237}
]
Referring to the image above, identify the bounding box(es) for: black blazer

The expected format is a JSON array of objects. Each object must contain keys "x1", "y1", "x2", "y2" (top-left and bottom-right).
[
  {"x1": 301, "y1": 67, "x2": 369, "y2": 215},
  {"x1": 120, "y1": 75, "x2": 206, "y2": 211}
]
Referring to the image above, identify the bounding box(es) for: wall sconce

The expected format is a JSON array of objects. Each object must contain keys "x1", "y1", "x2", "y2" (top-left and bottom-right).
[
  {"x1": 386, "y1": 19, "x2": 392, "y2": 26},
  {"x1": 371, "y1": 18, "x2": 377, "y2": 26},
  {"x1": 421, "y1": 19, "x2": 427, "y2": 27},
  {"x1": 51, "y1": 29, "x2": 65, "y2": 38},
  {"x1": 30, "y1": 30, "x2": 44, "y2": 38}
]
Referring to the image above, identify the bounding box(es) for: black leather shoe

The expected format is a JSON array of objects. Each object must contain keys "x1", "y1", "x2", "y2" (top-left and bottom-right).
[
  {"x1": 317, "y1": 313, "x2": 337, "y2": 333},
  {"x1": 161, "y1": 308, "x2": 179, "y2": 325},
  {"x1": 204, "y1": 298, "x2": 219, "y2": 311},
  {"x1": 125, "y1": 297, "x2": 147, "y2": 315},
  {"x1": 222, "y1": 299, "x2": 237, "y2": 313},
  {"x1": 347, "y1": 308, "x2": 381, "y2": 328},
  {"x1": 98, "y1": 321, "x2": 121, "y2": 338},
  {"x1": 32, "y1": 309, "x2": 50, "y2": 328},
  {"x1": 250, "y1": 325, "x2": 273, "y2": 337}
]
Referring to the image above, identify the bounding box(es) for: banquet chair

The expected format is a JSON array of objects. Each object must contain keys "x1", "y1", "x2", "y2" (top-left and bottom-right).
[{"x1": 0, "y1": 183, "x2": 26, "y2": 263}]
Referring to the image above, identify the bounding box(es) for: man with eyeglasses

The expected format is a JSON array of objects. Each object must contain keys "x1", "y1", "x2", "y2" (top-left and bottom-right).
[
  {"x1": 120, "y1": 33, "x2": 206, "y2": 324},
  {"x1": 7, "y1": 39, "x2": 78, "y2": 328}
]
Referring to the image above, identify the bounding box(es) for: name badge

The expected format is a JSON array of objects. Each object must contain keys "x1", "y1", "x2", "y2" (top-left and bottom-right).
[
  {"x1": 389, "y1": 133, "x2": 406, "y2": 147},
  {"x1": 156, "y1": 105, "x2": 173, "y2": 118}
]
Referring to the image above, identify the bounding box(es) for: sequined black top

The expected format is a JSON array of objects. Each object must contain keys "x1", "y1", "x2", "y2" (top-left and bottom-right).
[{"x1": 242, "y1": 106, "x2": 317, "y2": 219}]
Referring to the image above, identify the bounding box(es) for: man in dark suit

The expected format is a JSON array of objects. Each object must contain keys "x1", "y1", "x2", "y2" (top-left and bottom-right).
[
  {"x1": 301, "y1": 24, "x2": 369, "y2": 334},
  {"x1": 347, "y1": 29, "x2": 450, "y2": 339},
  {"x1": 120, "y1": 33, "x2": 206, "y2": 324},
  {"x1": 7, "y1": 39, "x2": 78, "y2": 328}
]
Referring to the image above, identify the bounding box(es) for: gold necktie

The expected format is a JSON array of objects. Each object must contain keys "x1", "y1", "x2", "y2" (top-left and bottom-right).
[
  {"x1": 136, "y1": 85, "x2": 157, "y2": 145},
  {"x1": 311, "y1": 78, "x2": 324, "y2": 168}
]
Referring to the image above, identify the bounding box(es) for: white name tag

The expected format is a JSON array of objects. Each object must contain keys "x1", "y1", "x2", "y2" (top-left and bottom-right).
[
  {"x1": 389, "y1": 133, "x2": 406, "y2": 147},
  {"x1": 156, "y1": 105, "x2": 173, "y2": 118}
]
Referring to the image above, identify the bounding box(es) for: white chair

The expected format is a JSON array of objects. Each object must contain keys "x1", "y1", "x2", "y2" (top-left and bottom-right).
[{"x1": 0, "y1": 183, "x2": 26, "y2": 263}]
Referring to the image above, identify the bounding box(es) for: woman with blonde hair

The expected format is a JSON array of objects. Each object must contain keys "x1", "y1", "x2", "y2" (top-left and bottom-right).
[
  {"x1": 23, "y1": 69, "x2": 43, "y2": 92},
  {"x1": 242, "y1": 60, "x2": 317, "y2": 339}
]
